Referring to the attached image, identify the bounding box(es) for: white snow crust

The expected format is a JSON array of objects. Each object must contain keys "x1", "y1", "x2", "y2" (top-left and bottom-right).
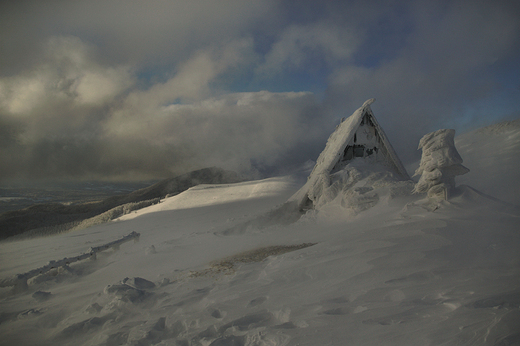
[{"x1": 1, "y1": 124, "x2": 520, "y2": 346}]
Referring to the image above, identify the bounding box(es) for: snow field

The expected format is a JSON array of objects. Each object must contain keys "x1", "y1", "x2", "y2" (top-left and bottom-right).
[
  {"x1": 1, "y1": 175, "x2": 518, "y2": 345},
  {"x1": 455, "y1": 120, "x2": 520, "y2": 206},
  {"x1": 1, "y1": 122, "x2": 519, "y2": 345}
]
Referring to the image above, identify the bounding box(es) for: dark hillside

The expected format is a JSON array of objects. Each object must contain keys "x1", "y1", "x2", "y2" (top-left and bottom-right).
[{"x1": 0, "y1": 167, "x2": 241, "y2": 240}]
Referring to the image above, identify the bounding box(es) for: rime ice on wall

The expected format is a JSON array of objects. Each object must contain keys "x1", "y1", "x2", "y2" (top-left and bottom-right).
[
  {"x1": 413, "y1": 129, "x2": 469, "y2": 199},
  {"x1": 290, "y1": 99, "x2": 410, "y2": 209}
]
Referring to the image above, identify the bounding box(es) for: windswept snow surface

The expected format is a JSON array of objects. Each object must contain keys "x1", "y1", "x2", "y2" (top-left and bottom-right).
[
  {"x1": 456, "y1": 119, "x2": 520, "y2": 206},
  {"x1": 1, "y1": 135, "x2": 520, "y2": 345}
]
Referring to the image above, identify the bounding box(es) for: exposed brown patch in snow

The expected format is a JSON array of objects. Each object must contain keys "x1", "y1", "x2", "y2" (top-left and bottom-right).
[{"x1": 190, "y1": 243, "x2": 316, "y2": 278}]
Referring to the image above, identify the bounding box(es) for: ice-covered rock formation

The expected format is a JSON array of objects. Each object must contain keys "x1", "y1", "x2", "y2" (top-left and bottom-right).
[
  {"x1": 413, "y1": 129, "x2": 469, "y2": 199},
  {"x1": 290, "y1": 99, "x2": 410, "y2": 210}
]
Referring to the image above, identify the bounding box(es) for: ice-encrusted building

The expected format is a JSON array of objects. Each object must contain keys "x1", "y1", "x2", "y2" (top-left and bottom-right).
[{"x1": 290, "y1": 99, "x2": 410, "y2": 210}]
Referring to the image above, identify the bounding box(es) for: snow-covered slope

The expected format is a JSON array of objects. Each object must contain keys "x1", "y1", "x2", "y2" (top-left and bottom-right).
[
  {"x1": 456, "y1": 119, "x2": 520, "y2": 206},
  {"x1": 0, "y1": 167, "x2": 242, "y2": 240},
  {"x1": 1, "y1": 123, "x2": 519, "y2": 346}
]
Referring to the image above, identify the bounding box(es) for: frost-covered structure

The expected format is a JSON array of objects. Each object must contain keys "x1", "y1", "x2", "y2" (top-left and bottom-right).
[
  {"x1": 290, "y1": 99, "x2": 410, "y2": 210},
  {"x1": 0, "y1": 232, "x2": 140, "y2": 292},
  {"x1": 413, "y1": 129, "x2": 469, "y2": 199}
]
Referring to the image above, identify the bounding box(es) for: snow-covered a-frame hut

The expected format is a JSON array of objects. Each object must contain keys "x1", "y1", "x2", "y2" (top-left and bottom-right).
[{"x1": 290, "y1": 98, "x2": 410, "y2": 210}]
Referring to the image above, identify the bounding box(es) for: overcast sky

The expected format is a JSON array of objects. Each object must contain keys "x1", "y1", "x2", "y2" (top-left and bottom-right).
[{"x1": 1, "y1": 0, "x2": 519, "y2": 183}]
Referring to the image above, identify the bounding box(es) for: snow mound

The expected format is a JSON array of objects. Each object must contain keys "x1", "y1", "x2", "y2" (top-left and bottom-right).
[
  {"x1": 218, "y1": 160, "x2": 415, "y2": 236},
  {"x1": 308, "y1": 159, "x2": 414, "y2": 212}
]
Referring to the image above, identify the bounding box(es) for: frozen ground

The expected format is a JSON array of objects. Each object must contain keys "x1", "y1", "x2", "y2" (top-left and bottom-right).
[{"x1": 0, "y1": 122, "x2": 519, "y2": 346}]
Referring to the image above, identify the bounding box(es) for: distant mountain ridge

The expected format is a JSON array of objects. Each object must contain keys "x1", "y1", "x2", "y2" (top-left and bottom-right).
[
  {"x1": 0, "y1": 167, "x2": 242, "y2": 240},
  {"x1": 475, "y1": 119, "x2": 520, "y2": 135}
]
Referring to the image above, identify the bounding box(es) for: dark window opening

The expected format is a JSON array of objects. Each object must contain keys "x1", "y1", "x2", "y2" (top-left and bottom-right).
[
  {"x1": 343, "y1": 144, "x2": 366, "y2": 160},
  {"x1": 353, "y1": 145, "x2": 365, "y2": 157},
  {"x1": 343, "y1": 145, "x2": 354, "y2": 161}
]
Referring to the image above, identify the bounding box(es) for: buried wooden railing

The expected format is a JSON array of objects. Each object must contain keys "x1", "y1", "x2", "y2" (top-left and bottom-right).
[{"x1": 0, "y1": 231, "x2": 140, "y2": 292}]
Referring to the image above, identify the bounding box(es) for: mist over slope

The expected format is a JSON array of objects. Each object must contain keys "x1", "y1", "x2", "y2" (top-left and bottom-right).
[{"x1": 0, "y1": 167, "x2": 241, "y2": 240}]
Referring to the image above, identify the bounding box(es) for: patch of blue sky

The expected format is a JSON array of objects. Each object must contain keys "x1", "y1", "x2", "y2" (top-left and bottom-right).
[
  {"x1": 225, "y1": 67, "x2": 329, "y2": 98},
  {"x1": 353, "y1": 8, "x2": 414, "y2": 69},
  {"x1": 135, "y1": 65, "x2": 174, "y2": 89}
]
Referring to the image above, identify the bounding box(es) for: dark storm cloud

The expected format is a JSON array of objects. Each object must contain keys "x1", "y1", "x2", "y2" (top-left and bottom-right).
[
  {"x1": 0, "y1": 0, "x2": 518, "y2": 183},
  {"x1": 0, "y1": 0, "x2": 278, "y2": 74},
  {"x1": 0, "y1": 34, "x2": 328, "y2": 182}
]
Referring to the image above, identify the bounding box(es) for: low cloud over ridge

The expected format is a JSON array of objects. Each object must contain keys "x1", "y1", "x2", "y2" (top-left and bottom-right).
[
  {"x1": 0, "y1": 37, "x2": 326, "y2": 181},
  {"x1": 0, "y1": 1, "x2": 519, "y2": 183}
]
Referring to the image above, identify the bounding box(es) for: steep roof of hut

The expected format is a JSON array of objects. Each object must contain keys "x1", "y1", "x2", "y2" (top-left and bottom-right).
[{"x1": 290, "y1": 98, "x2": 410, "y2": 209}]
